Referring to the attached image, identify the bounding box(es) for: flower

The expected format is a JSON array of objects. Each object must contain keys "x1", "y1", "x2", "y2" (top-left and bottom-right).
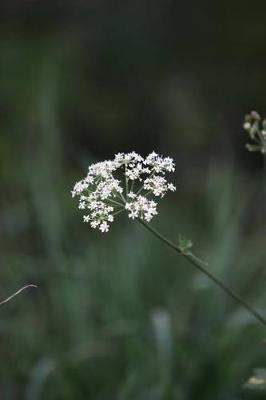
[
  {"x1": 243, "y1": 111, "x2": 266, "y2": 154},
  {"x1": 125, "y1": 196, "x2": 158, "y2": 222},
  {"x1": 71, "y1": 152, "x2": 176, "y2": 232}
]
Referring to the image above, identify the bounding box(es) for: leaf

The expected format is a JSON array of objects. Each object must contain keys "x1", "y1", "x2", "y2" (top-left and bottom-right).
[{"x1": 178, "y1": 235, "x2": 193, "y2": 252}]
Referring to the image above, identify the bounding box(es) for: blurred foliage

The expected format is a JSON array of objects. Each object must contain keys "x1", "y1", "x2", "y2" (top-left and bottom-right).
[{"x1": 1, "y1": 1, "x2": 266, "y2": 399}]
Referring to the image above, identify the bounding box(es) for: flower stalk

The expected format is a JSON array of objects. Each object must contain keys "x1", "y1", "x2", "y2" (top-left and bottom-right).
[
  {"x1": 138, "y1": 219, "x2": 266, "y2": 326},
  {"x1": 72, "y1": 150, "x2": 266, "y2": 326}
]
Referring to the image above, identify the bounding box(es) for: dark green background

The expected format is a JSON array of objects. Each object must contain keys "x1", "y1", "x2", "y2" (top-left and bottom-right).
[{"x1": 0, "y1": 1, "x2": 266, "y2": 399}]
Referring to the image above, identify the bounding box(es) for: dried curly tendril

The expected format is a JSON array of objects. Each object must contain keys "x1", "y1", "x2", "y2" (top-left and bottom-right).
[
  {"x1": 243, "y1": 111, "x2": 266, "y2": 154},
  {"x1": 71, "y1": 152, "x2": 176, "y2": 232}
]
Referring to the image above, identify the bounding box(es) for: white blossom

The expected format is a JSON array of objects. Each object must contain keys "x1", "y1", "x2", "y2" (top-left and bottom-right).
[
  {"x1": 99, "y1": 221, "x2": 109, "y2": 233},
  {"x1": 128, "y1": 191, "x2": 136, "y2": 199},
  {"x1": 71, "y1": 152, "x2": 176, "y2": 232},
  {"x1": 125, "y1": 196, "x2": 158, "y2": 222},
  {"x1": 144, "y1": 175, "x2": 169, "y2": 197},
  {"x1": 168, "y1": 183, "x2": 176, "y2": 192}
]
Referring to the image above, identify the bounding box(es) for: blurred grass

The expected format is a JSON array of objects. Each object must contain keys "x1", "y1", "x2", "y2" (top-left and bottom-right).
[
  {"x1": 1, "y1": 3, "x2": 266, "y2": 399},
  {"x1": 1, "y1": 99, "x2": 266, "y2": 398}
]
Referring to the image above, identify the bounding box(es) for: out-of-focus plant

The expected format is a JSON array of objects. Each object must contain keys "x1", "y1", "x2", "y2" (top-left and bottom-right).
[
  {"x1": 242, "y1": 111, "x2": 266, "y2": 399},
  {"x1": 243, "y1": 111, "x2": 266, "y2": 155}
]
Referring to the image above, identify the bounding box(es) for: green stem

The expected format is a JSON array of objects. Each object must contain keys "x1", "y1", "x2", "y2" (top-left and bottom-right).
[
  {"x1": 106, "y1": 197, "x2": 124, "y2": 207},
  {"x1": 113, "y1": 209, "x2": 125, "y2": 217},
  {"x1": 125, "y1": 164, "x2": 129, "y2": 198},
  {"x1": 130, "y1": 179, "x2": 135, "y2": 194},
  {"x1": 138, "y1": 219, "x2": 266, "y2": 326}
]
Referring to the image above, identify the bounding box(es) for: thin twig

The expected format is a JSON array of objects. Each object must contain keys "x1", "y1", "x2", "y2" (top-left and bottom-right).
[{"x1": 0, "y1": 285, "x2": 37, "y2": 307}]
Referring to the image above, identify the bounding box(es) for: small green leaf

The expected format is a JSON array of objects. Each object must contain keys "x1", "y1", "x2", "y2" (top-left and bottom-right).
[{"x1": 178, "y1": 235, "x2": 193, "y2": 252}]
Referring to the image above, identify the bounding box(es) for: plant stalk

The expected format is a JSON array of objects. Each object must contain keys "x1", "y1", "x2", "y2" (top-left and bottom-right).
[{"x1": 138, "y1": 219, "x2": 266, "y2": 326}]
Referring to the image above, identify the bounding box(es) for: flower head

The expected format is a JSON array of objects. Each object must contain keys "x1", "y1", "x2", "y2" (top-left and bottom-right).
[
  {"x1": 71, "y1": 152, "x2": 176, "y2": 232},
  {"x1": 243, "y1": 111, "x2": 266, "y2": 154}
]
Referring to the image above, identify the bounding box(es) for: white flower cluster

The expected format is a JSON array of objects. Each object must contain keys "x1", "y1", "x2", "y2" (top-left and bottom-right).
[
  {"x1": 243, "y1": 111, "x2": 266, "y2": 154},
  {"x1": 71, "y1": 151, "x2": 176, "y2": 232}
]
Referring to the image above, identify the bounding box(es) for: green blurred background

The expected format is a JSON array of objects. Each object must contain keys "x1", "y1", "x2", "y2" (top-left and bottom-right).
[{"x1": 1, "y1": 1, "x2": 266, "y2": 399}]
